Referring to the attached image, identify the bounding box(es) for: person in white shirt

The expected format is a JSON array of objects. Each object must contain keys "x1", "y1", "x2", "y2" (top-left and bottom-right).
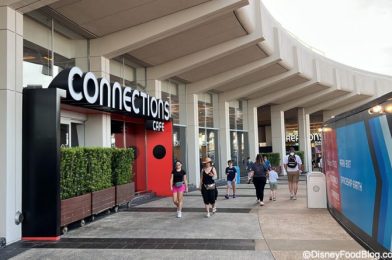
[
  {"x1": 268, "y1": 167, "x2": 279, "y2": 201},
  {"x1": 283, "y1": 147, "x2": 302, "y2": 200}
]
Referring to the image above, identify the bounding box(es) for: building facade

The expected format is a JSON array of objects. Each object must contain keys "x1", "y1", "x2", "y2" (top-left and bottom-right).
[{"x1": 1, "y1": 0, "x2": 392, "y2": 245}]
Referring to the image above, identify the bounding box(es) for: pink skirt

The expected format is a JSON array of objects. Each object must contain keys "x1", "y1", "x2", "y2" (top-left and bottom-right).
[{"x1": 172, "y1": 184, "x2": 185, "y2": 193}]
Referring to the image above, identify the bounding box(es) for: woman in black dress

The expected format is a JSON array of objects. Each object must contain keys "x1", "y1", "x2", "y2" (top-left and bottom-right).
[{"x1": 200, "y1": 157, "x2": 217, "y2": 218}]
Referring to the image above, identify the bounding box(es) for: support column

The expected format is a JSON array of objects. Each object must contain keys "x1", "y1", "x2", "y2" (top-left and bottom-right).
[
  {"x1": 247, "y1": 105, "x2": 258, "y2": 161},
  {"x1": 146, "y1": 79, "x2": 161, "y2": 99},
  {"x1": 85, "y1": 56, "x2": 111, "y2": 147},
  {"x1": 74, "y1": 40, "x2": 89, "y2": 72},
  {"x1": 0, "y1": 7, "x2": 23, "y2": 244},
  {"x1": 218, "y1": 96, "x2": 230, "y2": 180},
  {"x1": 186, "y1": 93, "x2": 200, "y2": 187},
  {"x1": 271, "y1": 106, "x2": 286, "y2": 175},
  {"x1": 298, "y1": 108, "x2": 312, "y2": 172}
]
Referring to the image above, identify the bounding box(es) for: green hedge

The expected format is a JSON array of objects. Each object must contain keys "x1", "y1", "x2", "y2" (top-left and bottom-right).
[
  {"x1": 60, "y1": 147, "x2": 134, "y2": 200},
  {"x1": 262, "y1": 153, "x2": 280, "y2": 166},
  {"x1": 60, "y1": 147, "x2": 88, "y2": 200},
  {"x1": 112, "y1": 148, "x2": 134, "y2": 185}
]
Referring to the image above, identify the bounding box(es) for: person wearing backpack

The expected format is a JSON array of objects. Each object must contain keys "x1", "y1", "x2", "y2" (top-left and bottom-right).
[{"x1": 283, "y1": 147, "x2": 302, "y2": 200}]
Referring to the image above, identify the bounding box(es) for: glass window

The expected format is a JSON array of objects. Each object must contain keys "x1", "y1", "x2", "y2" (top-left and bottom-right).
[
  {"x1": 60, "y1": 121, "x2": 85, "y2": 147},
  {"x1": 23, "y1": 40, "x2": 75, "y2": 88},
  {"x1": 198, "y1": 93, "x2": 214, "y2": 128},
  {"x1": 161, "y1": 80, "x2": 179, "y2": 125},
  {"x1": 229, "y1": 100, "x2": 244, "y2": 130},
  {"x1": 199, "y1": 128, "x2": 220, "y2": 175},
  {"x1": 173, "y1": 125, "x2": 187, "y2": 170},
  {"x1": 110, "y1": 55, "x2": 148, "y2": 91},
  {"x1": 230, "y1": 131, "x2": 249, "y2": 173}
]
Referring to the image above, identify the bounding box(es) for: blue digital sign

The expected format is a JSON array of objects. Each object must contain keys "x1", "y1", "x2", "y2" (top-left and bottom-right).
[
  {"x1": 369, "y1": 115, "x2": 392, "y2": 251},
  {"x1": 336, "y1": 121, "x2": 377, "y2": 237}
]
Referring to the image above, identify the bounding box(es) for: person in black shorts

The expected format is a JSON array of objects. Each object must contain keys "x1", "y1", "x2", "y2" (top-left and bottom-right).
[
  {"x1": 225, "y1": 160, "x2": 237, "y2": 199},
  {"x1": 200, "y1": 157, "x2": 217, "y2": 218}
]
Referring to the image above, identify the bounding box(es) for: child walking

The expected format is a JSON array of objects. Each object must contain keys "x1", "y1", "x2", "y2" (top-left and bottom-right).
[
  {"x1": 225, "y1": 160, "x2": 237, "y2": 199},
  {"x1": 269, "y1": 167, "x2": 279, "y2": 201}
]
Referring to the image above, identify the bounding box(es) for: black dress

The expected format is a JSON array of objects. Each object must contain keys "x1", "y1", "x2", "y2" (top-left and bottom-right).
[{"x1": 201, "y1": 169, "x2": 217, "y2": 205}]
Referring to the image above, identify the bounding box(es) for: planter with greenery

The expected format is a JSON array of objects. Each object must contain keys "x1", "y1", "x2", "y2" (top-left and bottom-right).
[
  {"x1": 60, "y1": 147, "x2": 91, "y2": 227},
  {"x1": 112, "y1": 148, "x2": 134, "y2": 207},
  {"x1": 60, "y1": 147, "x2": 134, "y2": 228}
]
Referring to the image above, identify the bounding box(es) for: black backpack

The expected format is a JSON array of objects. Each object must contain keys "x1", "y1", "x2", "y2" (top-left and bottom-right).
[{"x1": 287, "y1": 155, "x2": 297, "y2": 168}]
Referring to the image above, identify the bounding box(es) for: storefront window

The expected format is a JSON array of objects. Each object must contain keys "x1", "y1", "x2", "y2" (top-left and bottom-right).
[
  {"x1": 173, "y1": 126, "x2": 187, "y2": 170},
  {"x1": 60, "y1": 122, "x2": 85, "y2": 147},
  {"x1": 229, "y1": 100, "x2": 244, "y2": 130},
  {"x1": 161, "y1": 80, "x2": 179, "y2": 125},
  {"x1": 230, "y1": 131, "x2": 249, "y2": 173},
  {"x1": 199, "y1": 128, "x2": 219, "y2": 173},
  {"x1": 23, "y1": 40, "x2": 75, "y2": 88},
  {"x1": 198, "y1": 93, "x2": 214, "y2": 128},
  {"x1": 110, "y1": 55, "x2": 147, "y2": 91},
  {"x1": 198, "y1": 93, "x2": 219, "y2": 173}
]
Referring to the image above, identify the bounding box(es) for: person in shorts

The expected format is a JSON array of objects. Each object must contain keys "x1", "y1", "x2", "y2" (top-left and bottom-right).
[
  {"x1": 283, "y1": 147, "x2": 302, "y2": 200},
  {"x1": 170, "y1": 160, "x2": 188, "y2": 218},
  {"x1": 268, "y1": 167, "x2": 279, "y2": 201},
  {"x1": 225, "y1": 160, "x2": 237, "y2": 199}
]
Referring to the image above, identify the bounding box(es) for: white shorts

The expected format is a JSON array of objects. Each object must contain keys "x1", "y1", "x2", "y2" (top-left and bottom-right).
[{"x1": 227, "y1": 180, "x2": 235, "y2": 187}]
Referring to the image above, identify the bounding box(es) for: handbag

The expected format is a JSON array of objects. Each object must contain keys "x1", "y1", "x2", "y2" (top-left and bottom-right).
[
  {"x1": 174, "y1": 181, "x2": 183, "y2": 187},
  {"x1": 204, "y1": 183, "x2": 216, "y2": 190}
]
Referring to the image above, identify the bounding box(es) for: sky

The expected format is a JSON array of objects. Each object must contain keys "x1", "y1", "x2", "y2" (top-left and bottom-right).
[{"x1": 262, "y1": 0, "x2": 392, "y2": 76}]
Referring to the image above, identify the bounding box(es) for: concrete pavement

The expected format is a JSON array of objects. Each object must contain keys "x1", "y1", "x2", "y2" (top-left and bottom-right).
[{"x1": 2, "y1": 179, "x2": 370, "y2": 260}]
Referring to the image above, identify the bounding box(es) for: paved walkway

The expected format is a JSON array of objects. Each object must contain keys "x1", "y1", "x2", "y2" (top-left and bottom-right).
[{"x1": 2, "y1": 179, "x2": 368, "y2": 260}]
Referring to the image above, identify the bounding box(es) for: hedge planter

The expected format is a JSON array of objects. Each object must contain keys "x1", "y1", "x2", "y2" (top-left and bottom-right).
[
  {"x1": 61, "y1": 193, "x2": 92, "y2": 227},
  {"x1": 92, "y1": 186, "x2": 116, "y2": 215},
  {"x1": 116, "y1": 182, "x2": 135, "y2": 207}
]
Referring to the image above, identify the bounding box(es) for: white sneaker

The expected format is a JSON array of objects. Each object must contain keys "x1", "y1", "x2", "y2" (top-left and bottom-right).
[
  {"x1": 293, "y1": 195, "x2": 297, "y2": 200},
  {"x1": 212, "y1": 207, "x2": 217, "y2": 213},
  {"x1": 206, "y1": 212, "x2": 210, "y2": 218},
  {"x1": 177, "y1": 211, "x2": 182, "y2": 218},
  {"x1": 259, "y1": 201, "x2": 264, "y2": 206}
]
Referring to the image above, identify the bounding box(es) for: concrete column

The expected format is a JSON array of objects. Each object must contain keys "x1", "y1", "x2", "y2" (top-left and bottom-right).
[
  {"x1": 146, "y1": 79, "x2": 161, "y2": 99},
  {"x1": 85, "y1": 114, "x2": 112, "y2": 147},
  {"x1": 247, "y1": 105, "x2": 258, "y2": 161},
  {"x1": 298, "y1": 108, "x2": 312, "y2": 172},
  {"x1": 271, "y1": 106, "x2": 286, "y2": 175},
  {"x1": 218, "y1": 96, "x2": 230, "y2": 180},
  {"x1": 0, "y1": 7, "x2": 23, "y2": 244},
  {"x1": 186, "y1": 93, "x2": 200, "y2": 187},
  {"x1": 84, "y1": 57, "x2": 111, "y2": 147},
  {"x1": 178, "y1": 83, "x2": 186, "y2": 125},
  {"x1": 74, "y1": 40, "x2": 89, "y2": 71}
]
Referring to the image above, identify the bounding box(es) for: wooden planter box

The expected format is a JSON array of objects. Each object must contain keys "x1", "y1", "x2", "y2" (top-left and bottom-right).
[
  {"x1": 92, "y1": 186, "x2": 116, "y2": 214},
  {"x1": 61, "y1": 193, "x2": 92, "y2": 227},
  {"x1": 116, "y1": 182, "x2": 135, "y2": 206}
]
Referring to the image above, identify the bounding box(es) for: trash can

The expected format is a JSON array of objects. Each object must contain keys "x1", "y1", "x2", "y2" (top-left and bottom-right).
[
  {"x1": 234, "y1": 166, "x2": 241, "y2": 184},
  {"x1": 307, "y1": 172, "x2": 327, "y2": 208}
]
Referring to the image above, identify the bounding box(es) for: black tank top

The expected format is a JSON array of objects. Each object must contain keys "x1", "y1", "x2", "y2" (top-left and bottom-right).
[{"x1": 202, "y1": 169, "x2": 215, "y2": 184}]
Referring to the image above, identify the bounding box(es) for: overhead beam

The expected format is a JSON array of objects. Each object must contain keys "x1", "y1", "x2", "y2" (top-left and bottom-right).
[
  {"x1": 90, "y1": 0, "x2": 248, "y2": 58},
  {"x1": 248, "y1": 79, "x2": 317, "y2": 108},
  {"x1": 220, "y1": 69, "x2": 299, "y2": 101},
  {"x1": 306, "y1": 92, "x2": 358, "y2": 115},
  {"x1": 323, "y1": 96, "x2": 375, "y2": 120},
  {"x1": 187, "y1": 27, "x2": 282, "y2": 94},
  {"x1": 147, "y1": 33, "x2": 263, "y2": 80},
  {"x1": 274, "y1": 87, "x2": 337, "y2": 112},
  {"x1": 187, "y1": 54, "x2": 280, "y2": 94}
]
